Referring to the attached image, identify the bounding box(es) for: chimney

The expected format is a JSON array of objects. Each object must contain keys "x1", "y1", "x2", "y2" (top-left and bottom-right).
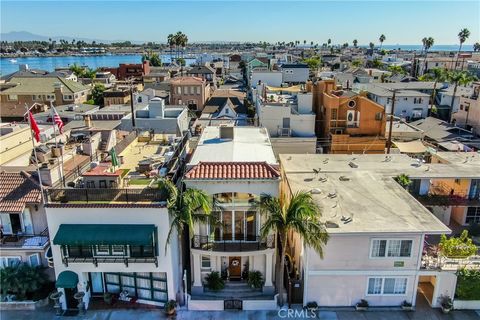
[
  {"x1": 148, "y1": 97, "x2": 165, "y2": 118},
  {"x1": 219, "y1": 126, "x2": 234, "y2": 140},
  {"x1": 84, "y1": 115, "x2": 92, "y2": 128},
  {"x1": 54, "y1": 82, "x2": 64, "y2": 103}
]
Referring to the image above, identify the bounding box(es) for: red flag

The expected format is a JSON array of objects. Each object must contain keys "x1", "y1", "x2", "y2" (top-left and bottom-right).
[
  {"x1": 29, "y1": 111, "x2": 40, "y2": 142},
  {"x1": 51, "y1": 106, "x2": 64, "y2": 133}
]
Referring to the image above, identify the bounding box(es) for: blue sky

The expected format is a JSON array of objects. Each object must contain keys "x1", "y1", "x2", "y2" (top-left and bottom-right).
[{"x1": 1, "y1": 1, "x2": 479, "y2": 44}]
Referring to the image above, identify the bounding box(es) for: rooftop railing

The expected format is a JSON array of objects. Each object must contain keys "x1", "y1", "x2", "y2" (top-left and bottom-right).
[
  {"x1": 45, "y1": 188, "x2": 167, "y2": 204},
  {"x1": 191, "y1": 234, "x2": 275, "y2": 252}
]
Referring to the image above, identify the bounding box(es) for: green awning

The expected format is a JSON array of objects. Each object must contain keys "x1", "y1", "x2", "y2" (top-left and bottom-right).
[
  {"x1": 53, "y1": 224, "x2": 156, "y2": 246},
  {"x1": 56, "y1": 271, "x2": 78, "y2": 288}
]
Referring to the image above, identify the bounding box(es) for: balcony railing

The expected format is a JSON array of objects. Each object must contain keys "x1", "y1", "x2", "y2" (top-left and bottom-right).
[
  {"x1": 191, "y1": 234, "x2": 275, "y2": 252},
  {"x1": 62, "y1": 256, "x2": 158, "y2": 267},
  {"x1": 415, "y1": 194, "x2": 480, "y2": 206},
  {"x1": 0, "y1": 228, "x2": 49, "y2": 249},
  {"x1": 45, "y1": 188, "x2": 167, "y2": 204},
  {"x1": 421, "y1": 254, "x2": 480, "y2": 271}
]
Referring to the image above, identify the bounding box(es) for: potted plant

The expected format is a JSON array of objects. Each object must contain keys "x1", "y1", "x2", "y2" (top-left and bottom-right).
[
  {"x1": 247, "y1": 270, "x2": 264, "y2": 289},
  {"x1": 401, "y1": 300, "x2": 413, "y2": 311},
  {"x1": 205, "y1": 271, "x2": 225, "y2": 292},
  {"x1": 355, "y1": 299, "x2": 369, "y2": 311},
  {"x1": 103, "y1": 292, "x2": 113, "y2": 305},
  {"x1": 164, "y1": 299, "x2": 176, "y2": 316},
  {"x1": 439, "y1": 295, "x2": 453, "y2": 314},
  {"x1": 306, "y1": 301, "x2": 318, "y2": 311}
]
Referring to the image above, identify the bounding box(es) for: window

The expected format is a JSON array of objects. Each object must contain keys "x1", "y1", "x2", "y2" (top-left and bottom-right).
[
  {"x1": 7, "y1": 94, "x2": 18, "y2": 101},
  {"x1": 375, "y1": 112, "x2": 383, "y2": 121},
  {"x1": 331, "y1": 109, "x2": 337, "y2": 120},
  {"x1": 0, "y1": 256, "x2": 21, "y2": 268},
  {"x1": 201, "y1": 256, "x2": 211, "y2": 269},
  {"x1": 370, "y1": 239, "x2": 412, "y2": 258},
  {"x1": 413, "y1": 98, "x2": 417, "y2": 104},
  {"x1": 46, "y1": 94, "x2": 55, "y2": 100},
  {"x1": 95, "y1": 245, "x2": 110, "y2": 256},
  {"x1": 177, "y1": 86, "x2": 182, "y2": 94},
  {"x1": 28, "y1": 254, "x2": 40, "y2": 267},
  {"x1": 460, "y1": 104, "x2": 464, "y2": 111},
  {"x1": 466, "y1": 207, "x2": 480, "y2": 224},
  {"x1": 32, "y1": 95, "x2": 42, "y2": 101},
  {"x1": 368, "y1": 277, "x2": 407, "y2": 295},
  {"x1": 196, "y1": 86, "x2": 201, "y2": 95}
]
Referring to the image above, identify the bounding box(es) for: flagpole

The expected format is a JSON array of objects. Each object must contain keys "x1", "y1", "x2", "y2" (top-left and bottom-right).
[
  {"x1": 50, "y1": 102, "x2": 66, "y2": 187},
  {"x1": 25, "y1": 103, "x2": 46, "y2": 204}
]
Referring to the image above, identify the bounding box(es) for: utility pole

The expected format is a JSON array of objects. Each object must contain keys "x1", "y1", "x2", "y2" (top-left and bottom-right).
[{"x1": 386, "y1": 89, "x2": 397, "y2": 154}]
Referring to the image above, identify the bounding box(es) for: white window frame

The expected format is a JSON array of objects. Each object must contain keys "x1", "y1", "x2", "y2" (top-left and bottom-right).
[
  {"x1": 111, "y1": 245, "x2": 128, "y2": 256},
  {"x1": 369, "y1": 239, "x2": 413, "y2": 258},
  {"x1": 28, "y1": 253, "x2": 41, "y2": 267},
  {"x1": 7, "y1": 94, "x2": 18, "y2": 101},
  {"x1": 201, "y1": 255, "x2": 211, "y2": 270},
  {"x1": 0, "y1": 256, "x2": 22, "y2": 268},
  {"x1": 366, "y1": 277, "x2": 408, "y2": 296}
]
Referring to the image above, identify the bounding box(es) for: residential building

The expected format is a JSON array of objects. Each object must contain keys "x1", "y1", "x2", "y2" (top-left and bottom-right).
[
  {"x1": 280, "y1": 154, "x2": 461, "y2": 309},
  {"x1": 310, "y1": 79, "x2": 387, "y2": 154},
  {"x1": 187, "y1": 65, "x2": 216, "y2": 84},
  {"x1": 0, "y1": 172, "x2": 51, "y2": 278},
  {"x1": 251, "y1": 71, "x2": 282, "y2": 88},
  {"x1": 169, "y1": 77, "x2": 211, "y2": 111},
  {"x1": 452, "y1": 81, "x2": 480, "y2": 134},
  {"x1": 246, "y1": 58, "x2": 269, "y2": 85},
  {"x1": 0, "y1": 123, "x2": 35, "y2": 166},
  {"x1": 0, "y1": 78, "x2": 90, "y2": 119},
  {"x1": 280, "y1": 63, "x2": 309, "y2": 84},
  {"x1": 439, "y1": 85, "x2": 474, "y2": 117},
  {"x1": 184, "y1": 126, "x2": 279, "y2": 310},
  {"x1": 92, "y1": 72, "x2": 117, "y2": 87},
  {"x1": 197, "y1": 89, "x2": 248, "y2": 127},
  {"x1": 365, "y1": 85, "x2": 430, "y2": 121},
  {"x1": 44, "y1": 133, "x2": 189, "y2": 310},
  {"x1": 101, "y1": 61, "x2": 150, "y2": 81},
  {"x1": 103, "y1": 87, "x2": 132, "y2": 106},
  {"x1": 120, "y1": 98, "x2": 189, "y2": 136}
]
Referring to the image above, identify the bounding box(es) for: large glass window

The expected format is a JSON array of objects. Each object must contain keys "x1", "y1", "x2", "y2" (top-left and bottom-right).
[
  {"x1": 466, "y1": 207, "x2": 480, "y2": 224},
  {"x1": 371, "y1": 239, "x2": 412, "y2": 258},
  {"x1": 367, "y1": 277, "x2": 407, "y2": 295}
]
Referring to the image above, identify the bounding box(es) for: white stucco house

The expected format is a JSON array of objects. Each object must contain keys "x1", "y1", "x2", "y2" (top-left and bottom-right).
[
  {"x1": 280, "y1": 63, "x2": 309, "y2": 84},
  {"x1": 183, "y1": 126, "x2": 280, "y2": 310},
  {"x1": 280, "y1": 154, "x2": 459, "y2": 309}
]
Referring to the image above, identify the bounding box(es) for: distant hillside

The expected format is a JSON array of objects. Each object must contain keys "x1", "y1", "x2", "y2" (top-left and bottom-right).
[{"x1": 0, "y1": 31, "x2": 131, "y2": 44}]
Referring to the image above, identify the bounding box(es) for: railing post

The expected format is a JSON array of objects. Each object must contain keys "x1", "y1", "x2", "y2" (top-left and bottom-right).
[
  {"x1": 85, "y1": 189, "x2": 89, "y2": 203},
  {"x1": 125, "y1": 188, "x2": 129, "y2": 203}
]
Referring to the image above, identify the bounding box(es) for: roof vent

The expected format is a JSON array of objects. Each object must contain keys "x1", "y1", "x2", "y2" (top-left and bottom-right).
[
  {"x1": 348, "y1": 162, "x2": 358, "y2": 168},
  {"x1": 310, "y1": 188, "x2": 322, "y2": 194},
  {"x1": 328, "y1": 192, "x2": 337, "y2": 198},
  {"x1": 219, "y1": 126, "x2": 234, "y2": 140},
  {"x1": 339, "y1": 176, "x2": 350, "y2": 181},
  {"x1": 325, "y1": 221, "x2": 339, "y2": 228}
]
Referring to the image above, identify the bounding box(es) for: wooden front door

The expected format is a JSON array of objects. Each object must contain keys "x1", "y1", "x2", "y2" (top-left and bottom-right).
[{"x1": 229, "y1": 257, "x2": 241, "y2": 280}]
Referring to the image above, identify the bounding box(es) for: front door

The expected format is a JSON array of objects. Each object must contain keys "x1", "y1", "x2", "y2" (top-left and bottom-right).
[
  {"x1": 229, "y1": 257, "x2": 241, "y2": 281},
  {"x1": 64, "y1": 287, "x2": 78, "y2": 309}
]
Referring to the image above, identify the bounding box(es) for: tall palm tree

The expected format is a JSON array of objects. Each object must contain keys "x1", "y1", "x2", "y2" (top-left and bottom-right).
[
  {"x1": 474, "y1": 42, "x2": 480, "y2": 52},
  {"x1": 353, "y1": 39, "x2": 358, "y2": 48},
  {"x1": 456, "y1": 28, "x2": 470, "y2": 69},
  {"x1": 327, "y1": 38, "x2": 331, "y2": 47},
  {"x1": 257, "y1": 192, "x2": 329, "y2": 307},
  {"x1": 447, "y1": 70, "x2": 477, "y2": 119},
  {"x1": 167, "y1": 33, "x2": 175, "y2": 61},
  {"x1": 159, "y1": 179, "x2": 212, "y2": 305},
  {"x1": 422, "y1": 68, "x2": 448, "y2": 116},
  {"x1": 379, "y1": 34, "x2": 386, "y2": 50},
  {"x1": 423, "y1": 37, "x2": 435, "y2": 74}
]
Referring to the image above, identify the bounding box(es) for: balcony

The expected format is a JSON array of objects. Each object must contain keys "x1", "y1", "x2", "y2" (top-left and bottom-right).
[
  {"x1": 421, "y1": 254, "x2": 480, "y2": 271},
  {"x1": 0, "y1": 228, "x2": 49, "y2": 249},
  {"x1": 191, "y1": 234, "x2": 275, "y2": 252},
  {"x1": 45, "y1": 188, "x2": 167, "y2": 204}
]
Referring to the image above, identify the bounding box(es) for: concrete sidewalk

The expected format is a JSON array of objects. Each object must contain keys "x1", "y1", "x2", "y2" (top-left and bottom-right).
[{"x1": 2, "y1": 308, "x2": 480, "y2": 320}]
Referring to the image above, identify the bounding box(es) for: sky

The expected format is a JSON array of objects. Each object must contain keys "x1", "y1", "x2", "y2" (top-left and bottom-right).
[{"x1": 1, "y1": 1, "x2": 479, "y2": 45}]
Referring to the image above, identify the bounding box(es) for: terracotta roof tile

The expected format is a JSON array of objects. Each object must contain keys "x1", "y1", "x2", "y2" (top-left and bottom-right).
[
  {"x1": 184, "y1": 162, "x2": 280, "y2": 180},
  {"x1": 0, "y1": 172, "x2": 41, "y2": 213}
]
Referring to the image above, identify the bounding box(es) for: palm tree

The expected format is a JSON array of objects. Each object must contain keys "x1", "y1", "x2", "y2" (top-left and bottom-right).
[
  {"x1": 474, "y1": 42, "x2": 480, "y2": 52},
  {"x1": 158, "y1": 179, "x2": 212, "y2": 305},
  {"x1": 369, "y1": 42, "x2": 375, "y2": 50},
  {"x1": 257, "y1": 192, "x2": 329, "y2": 307},
  {"x1": 353, "y1": 39, "x2": 358, "y2": 48},
  {"x1": 447, "y1": 70, "x2": 477, "y2": 119},
  {"x1": 423, "y1": 37, "x2": 434, "y2": 74},
  {"x1": 422, "y1": 68, "x2": 448, "y2": 116},
  {"x1": 327, "y1": 38, "x2": 331, "y2": 47},
  {"x1": 456, "y1": 28, "x2": 470, "y2": 69},
  {"x1": 379, "y1": 34, "x2": 386, "y2": 49},
  {"x1": 167, "y1": 33, "x2": 175, "y2": 61}
]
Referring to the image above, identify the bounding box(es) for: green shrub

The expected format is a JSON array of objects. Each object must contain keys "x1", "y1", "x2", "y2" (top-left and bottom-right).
[
  {"x1": 455, "y1": 268, "x2": 480, "y2": 300},
  {"x1": 205, "y1": 271, "x2": 224, "y2": 291},
  {"x1": 247, "y1": 270, "x2": 264, "y2": 289},
  {"x1": 439, "y1": 230, "x2": 477, "y2": 258},
  {"x1": 468, "y1": 223, "x2": 480, "y2": 237},
  {"x1": 0, "y1": 264, "x2": 47, "y2": 300}
]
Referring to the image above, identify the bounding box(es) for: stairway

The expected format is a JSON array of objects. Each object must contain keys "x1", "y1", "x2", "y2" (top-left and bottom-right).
[
  {"x1": 194, "y1": 282, "x2": 273, "y2": 300},
  {"x1": 99, "y1": 141, "x2": 107, "y2": 151}
]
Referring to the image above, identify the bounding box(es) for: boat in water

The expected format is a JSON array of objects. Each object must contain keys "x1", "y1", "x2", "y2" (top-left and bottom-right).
[{"x1": 8, "y1": 59, "x2": 17, "y2": 63}]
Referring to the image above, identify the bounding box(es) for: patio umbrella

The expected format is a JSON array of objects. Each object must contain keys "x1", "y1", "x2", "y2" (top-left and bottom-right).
[{"x1": 110, "y1": 147, "x2": 119, "y2": 169}]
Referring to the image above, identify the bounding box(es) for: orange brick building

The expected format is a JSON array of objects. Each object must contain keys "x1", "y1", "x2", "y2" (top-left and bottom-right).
[{"x1": 308, "y1": 79, "x2": 387, "y2": 154}]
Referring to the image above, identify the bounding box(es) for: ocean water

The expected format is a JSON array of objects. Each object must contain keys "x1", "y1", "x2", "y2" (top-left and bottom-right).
[{"x1": 0, "y1": 54, "x2": 197, "y2": 76}]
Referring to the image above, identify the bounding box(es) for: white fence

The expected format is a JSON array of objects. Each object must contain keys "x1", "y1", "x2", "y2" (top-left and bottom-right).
[{"x1": 453, "y1": 300, "x2": 480, "y2": 310}]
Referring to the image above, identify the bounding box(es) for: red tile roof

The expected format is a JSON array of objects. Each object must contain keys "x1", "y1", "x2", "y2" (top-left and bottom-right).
[
  {"x1": 82, "y1": 165, "x2": 122, "y2": 177},
  {"x1": 0, "y1": 172, "x2": 42, "y2": 213},
  {"x1": 170, "y1": 76, "x2": 204, "y2": 85},
  {"x1": 184, "y1": 162, "x2": 280, "y2": 180}
]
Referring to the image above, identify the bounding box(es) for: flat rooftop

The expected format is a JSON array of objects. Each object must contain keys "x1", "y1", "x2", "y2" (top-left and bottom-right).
[
  {"x1": 279, "y1": 153, "x2": 480, "y2": 179},
  {"x1": 280, "y1": 154, "x2": 451, "y2": 235},
  {"x1": 189, "y1": 126, "x2": 277, "y2": 166}
]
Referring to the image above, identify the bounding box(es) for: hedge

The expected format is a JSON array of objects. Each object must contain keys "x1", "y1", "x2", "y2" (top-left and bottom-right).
[{"x1": 455, "y1": 268, "x2": 480, "y2": 300}]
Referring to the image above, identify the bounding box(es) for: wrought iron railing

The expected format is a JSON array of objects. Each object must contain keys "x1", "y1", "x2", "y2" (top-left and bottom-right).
[
  {"x1": 191, "y1": 234, "x2": 275, "y2": 252},
  {"x1": 0, "y1": 228, "x2": 49, "y2": 248},
  {"x1": 45, "y1": 188, "x2": 167, "y2": 204}
]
